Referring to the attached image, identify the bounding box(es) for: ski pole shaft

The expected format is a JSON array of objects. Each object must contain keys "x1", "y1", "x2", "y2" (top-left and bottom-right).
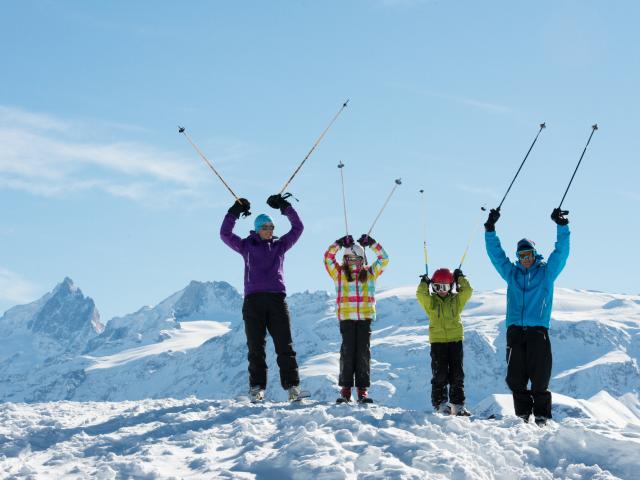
[
  {"x1": 420, "y1": 189, "x2": 429, "y2": 276},
  {"x1": 178, "y1": 127, "x2": 239, "y2": 200},
  {"x1": 279, "y1": 99, "x2": 349, "y2": 194},
  {"x1": 367, "y1": 179, "x2": 402, "y2": 236},
  {"x1": 558, "y1": 124, "x2": 598, "y2": 209},
  {"x1": 338, "y1": 161, "x2": 349, "y2": 236},
  {"x1": 497, "y1": 123, "x2": 546, "y2": 210},
  {"x1": 458, "y1": 206, "x2": 487, "y2": 270}
]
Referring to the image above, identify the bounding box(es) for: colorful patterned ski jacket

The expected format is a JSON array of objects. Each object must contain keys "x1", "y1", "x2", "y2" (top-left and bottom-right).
[
  {"x1": 416, "y1": 276, "x2": 473, "y2": 343},
  {"x1": 485, "y1": 224, "x2": 570, "y2": 329},
  {"x1": 324, "y1": 241, "x2": 389, "y2": 321},
  {"x1": 220, "y1": 206, "x2": 303, "y2": 296}
]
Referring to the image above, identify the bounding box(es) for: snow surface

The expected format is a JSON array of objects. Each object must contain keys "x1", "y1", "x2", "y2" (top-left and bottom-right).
[
  {"x1": 1, "y1": 279, "x2": 640, "y2": 478},
  {"x1": 1, "y1": 397, "x2": 639, "y2": 479}
]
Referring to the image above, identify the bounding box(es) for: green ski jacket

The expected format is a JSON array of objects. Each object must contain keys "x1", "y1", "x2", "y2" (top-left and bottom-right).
[{"x1": 416, "y1": 276, "x2": 473, "y2": 343}]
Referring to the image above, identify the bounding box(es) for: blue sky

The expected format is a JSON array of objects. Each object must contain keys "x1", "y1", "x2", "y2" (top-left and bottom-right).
[{"x1": 1, "y1": 1, "x2": 638, "y2": 321}]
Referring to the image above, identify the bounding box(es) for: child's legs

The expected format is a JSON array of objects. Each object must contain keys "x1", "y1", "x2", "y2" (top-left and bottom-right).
[
  {"x1": 339, "y1": 320, "x2": 357, "y2": 387},
  {"x1": 448, "y1": 341, "x2": 465, "y2": 405},
  {"x1": 430, "y1": 343, "x2": 449, "y2": 407},
  {"x1": 354, "y1": 319, "x2": 372, "y2": 388}
]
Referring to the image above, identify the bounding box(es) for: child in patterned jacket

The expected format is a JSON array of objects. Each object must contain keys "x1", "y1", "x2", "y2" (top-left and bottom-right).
[{"x1": 324, "y1": 234, "x2": 389, "y2": 403}]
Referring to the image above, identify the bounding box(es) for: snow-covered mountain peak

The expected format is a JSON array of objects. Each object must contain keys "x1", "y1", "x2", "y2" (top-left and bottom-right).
[{"x1": 27, "y1": 277, "x2": 103, "y2": 339}]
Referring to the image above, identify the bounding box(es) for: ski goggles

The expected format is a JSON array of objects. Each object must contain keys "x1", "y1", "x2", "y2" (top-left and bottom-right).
[
  {"x1": 432, "y1": 283, "x2": 451, "y2": 293},
  {"x1": 517, "y1": 249, "x2": 535, "y2": 261},
  {"x1": 260, "y1": 224, "x2": 275, "y2": 231},
  {"x1": 344, "y1": 256, "x2": 364, "y2": 264}
]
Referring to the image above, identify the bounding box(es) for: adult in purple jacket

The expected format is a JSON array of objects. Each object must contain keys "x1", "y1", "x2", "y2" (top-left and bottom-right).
[{"x1": 220, "y1": 194, "x2": 304, "y2": 402}]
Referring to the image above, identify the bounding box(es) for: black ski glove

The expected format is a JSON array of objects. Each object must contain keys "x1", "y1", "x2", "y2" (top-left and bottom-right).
[
  {"x1": 336, "y1": 235, "x2": 354, "y2": 248},
  {"x1": 551, "y1": 208, "x2": 569, "y2": 225},
  {"x1": 228, "y1": 198, "x2": 251, "y2": 219},
  {"x1": 484, "y1": 208, "x2": 501, "y2": 232},
  {"x1": 420, "y1": 275, "x2": 431, "y2": 285},
  {"x1": 267, "y1": 193, "x2": 292, "y2": 212},
  {"x1": 453, "y1": 269, "x2": 464, "y2": 282},
  {"x1": 357, "y1": 234, "x2": 376, "y2": 247}
]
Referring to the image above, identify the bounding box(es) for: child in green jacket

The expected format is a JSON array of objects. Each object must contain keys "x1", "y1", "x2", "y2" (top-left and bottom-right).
[{"x1": 416, "y1": 267, "x2": 473, "y2": 415}]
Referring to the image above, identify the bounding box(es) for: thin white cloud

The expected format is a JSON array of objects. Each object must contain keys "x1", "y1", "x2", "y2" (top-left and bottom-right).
[
  {"x1": 456, "y1": 183, "x2": 500, "y2": 199},
  {"x1": 0, "y1": 268, "x2": 41, "y2": 304},
  {"x1": 0, "y1": 105, "x2": 71, "y2": 132},
  {"x1": 0, "y1": 106, "x2": 250, "y2": 205},
  {"x1": 408, "y1": 87, "x2": 512, "y2": 114}
]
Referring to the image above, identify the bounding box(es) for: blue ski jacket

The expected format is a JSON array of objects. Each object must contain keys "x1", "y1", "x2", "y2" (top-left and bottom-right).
[{"x1": 485, "y1": 225, "x2": 570, "y2": 329}]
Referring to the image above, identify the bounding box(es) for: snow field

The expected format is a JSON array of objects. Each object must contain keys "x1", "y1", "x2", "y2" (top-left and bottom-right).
[{"x1": 1, "y1": 398, "x2": 637, "y2": 479}]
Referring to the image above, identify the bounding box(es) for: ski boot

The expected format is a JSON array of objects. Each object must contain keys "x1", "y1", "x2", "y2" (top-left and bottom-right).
[
  {"x1": 517, "y1": 414, "x2": 531, "y2": 424},
  {"x1": 451, "y1": 404, "x2": 472, "y2": 417},
  {"x1": 357, "y1": 387, "x2": 373, "y2": 404},
  {"x1": 435, "y1": 402, "x2": 451, "y2": 415},
  {"x1": 336, "y1": 387, "x2": 352, "y2": 404},
  {"x1": 288, "y1": 385, "x2": 310, "y2": 402},
  {"x1": 534, "y1": 415, "x2": 549, "y2": 427},
  {"x1": 249, "y1": 386, "x2": 265, "y2": 403}
]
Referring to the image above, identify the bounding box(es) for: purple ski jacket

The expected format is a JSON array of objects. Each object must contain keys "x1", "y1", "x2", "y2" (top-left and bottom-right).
[{"x1": 220, "y1": 206, "x2": 304, "y2": 296}]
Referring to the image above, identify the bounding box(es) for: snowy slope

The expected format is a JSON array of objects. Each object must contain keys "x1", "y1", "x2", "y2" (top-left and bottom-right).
[
  {"x1": 1, "y1": 397, "x2": 639, "y2": 479},
  {"x1": 1, "y1": 280, "x2": 639, "y2": 412},
  {"x1": 1, "y1": 280, "x2": 640, "y2": 478}
]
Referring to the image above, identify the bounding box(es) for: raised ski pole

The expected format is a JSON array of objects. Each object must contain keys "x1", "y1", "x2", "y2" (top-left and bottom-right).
[
  {"x1": 366, "y1": 178, "x2": 402, "y2": 236},
  {"x1": 496, "y1": 122, "x2": 546, "y2": 211},
  {"x1": 420, "y1": 189, "x2": 429, "y2": 276},
  {"x1": 279, "y1": 99, "x2": 349, "y2": 194},
  {"x1": 338, "y1": 161, "x2": 350, "y2": 236},
  {"x1": 458, "y1": 206, "x2": 487, "y2": 270},
  {"x1": 558, "y1": 124, "x2": 598, "y2": 209},
  {"x1": 178, "y1": 126, "x2": 240, "y2": 201}
]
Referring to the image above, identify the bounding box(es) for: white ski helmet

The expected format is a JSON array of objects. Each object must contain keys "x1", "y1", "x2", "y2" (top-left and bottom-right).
[{"x1": 343, "y1": 244, "x2": 365, "y2": 260}]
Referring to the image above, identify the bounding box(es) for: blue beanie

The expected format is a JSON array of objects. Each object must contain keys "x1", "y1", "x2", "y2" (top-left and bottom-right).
[{"x1": 254, "y1": 213, "x2": 274, "y2": 231}]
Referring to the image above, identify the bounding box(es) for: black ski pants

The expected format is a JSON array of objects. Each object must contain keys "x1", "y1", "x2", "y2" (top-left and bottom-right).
[
  {"x1": 339, "y1": 319, "x2": 371, "y2": 388},
  {"x1": 506, "y1": 325, "x2": 553, "y2": 419},
  {"x1": 430, "y1": 341, "x2": 465, "y2": 407},
  {"x1": 242, "y1": 292, "x2": 299, "y2": 390}
]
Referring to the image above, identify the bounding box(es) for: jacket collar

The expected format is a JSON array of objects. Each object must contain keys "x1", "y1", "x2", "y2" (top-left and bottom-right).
[
  {"x1": 248, "y1": 230, "x2": 279, "y2": 243},
  {"x1": 515, "y1": 253, "x2": 544, "y2": 272}
]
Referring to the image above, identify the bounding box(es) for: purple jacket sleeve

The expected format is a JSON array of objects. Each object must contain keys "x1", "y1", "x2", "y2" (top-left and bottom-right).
[
  {"x1": 220, "y1": 213, "x2": 244, "y2": 254},
  {"x1": 278, "y1": 206, "x2": 304, "y2": 252}
]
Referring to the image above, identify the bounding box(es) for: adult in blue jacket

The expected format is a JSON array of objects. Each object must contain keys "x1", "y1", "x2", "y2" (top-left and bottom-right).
[{"x1": 484, "y1": 207, "x2": 570, "y2": 426}]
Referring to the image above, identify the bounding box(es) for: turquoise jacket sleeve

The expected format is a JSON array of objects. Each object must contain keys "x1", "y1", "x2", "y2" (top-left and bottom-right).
[
  {"x1": 546, "y1": 224, "x2": 570, "y2": 281},
  {"x1": 485, "y1": 230, "x2": 513, "y2": 282}
]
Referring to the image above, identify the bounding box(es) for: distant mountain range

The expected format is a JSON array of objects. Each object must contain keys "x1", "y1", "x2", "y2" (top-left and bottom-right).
[{"x1": 1, "y1": 278, "x2": 639, "y2": 418}]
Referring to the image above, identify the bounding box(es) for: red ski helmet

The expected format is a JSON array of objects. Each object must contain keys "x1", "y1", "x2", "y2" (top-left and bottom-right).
[{"x1": 432, "y1": 268, "x2": 454, "y2": 284}]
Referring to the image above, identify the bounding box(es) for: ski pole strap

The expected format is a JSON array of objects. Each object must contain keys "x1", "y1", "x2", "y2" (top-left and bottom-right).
[
  {"x1": 497, "y1": 122, "x2": 546, "y2": 210},
  {"x1": 367, "y1": 178, "x2": 402, "y2": 236},
  {"x1": 279, "y1": 99, "x2": 349, "y2": 194},
  {"x1": 178, "y1": 127, "x2": 239, "y2": 200},
  {"x1": 558, "y1": 124, "x2": 598, "y2": 209}
]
